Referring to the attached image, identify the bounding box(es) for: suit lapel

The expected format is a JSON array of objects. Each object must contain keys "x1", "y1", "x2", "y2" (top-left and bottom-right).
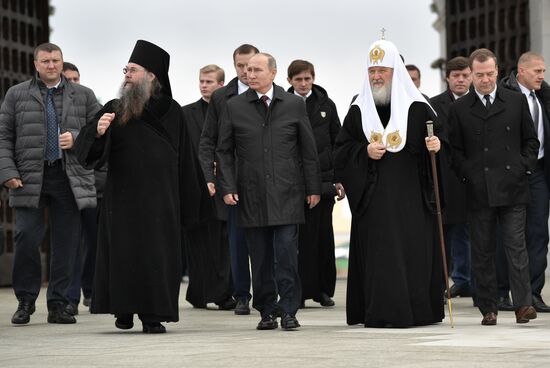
[
  {"x1": 487, "y1": 96, "x2": 505, "y2": 119},
  {"x1": 469, "y1": 93, "x2": 488, "y2": 120}
]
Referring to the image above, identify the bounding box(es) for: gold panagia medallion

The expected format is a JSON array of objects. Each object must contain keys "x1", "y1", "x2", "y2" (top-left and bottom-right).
[
  {"x1": 369, "y1": 45, "x2": 385, "y2": 65},
  {"x1": 386, "y1": 130, "x2": 402, "y2": 149},
  {"x1": 370, "y1": 131, "x2": 383, "y2": 144}
]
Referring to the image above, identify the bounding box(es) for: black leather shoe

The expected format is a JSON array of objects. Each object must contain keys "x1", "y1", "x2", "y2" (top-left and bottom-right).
[
  {"x1": 234, "y1": 298, "x2": 250, "y2": 315},
  {"x1": 497, "y1": 295, "x2": 514, "y2": 311},
  {"x1": 256, "y1": 315, "x2": 278, "y2": 330},
  {"x1": 47, "y1": 307, "x2": 76, "y2": 324},
  {"x1": 314, "y1": 293, "x2": 335, "y2": 307},
  {"x1": 115, "y1": 314, "x2": 134, "y2": 330},
  {"x1": 217, "y1": 297, "x2": 237, "y2": 310},
  {"x1": 533, "y1": 295, "x2": 550, "y2": 313},
  {"x1": 448, "y1": 284, "x2": 472, "y2": 298},
  {"x1": 281, "y1": 313, "x2": 301, "y2": 330},
  {"x1": 11, "y1": 300, "x2": 36, "y2": 325},
  {"x1": 142, "y1": 322, "x2": 166, "y2": 333},
  {"x1": 481, "y1": 312, "x2": 497, "y2": 326},
  {"x1": 65, "y1": 302, "x2": 79, "y2": 316}
]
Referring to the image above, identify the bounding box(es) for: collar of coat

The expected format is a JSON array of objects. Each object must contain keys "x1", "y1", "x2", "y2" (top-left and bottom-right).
[
  {"x1": 244, "y1": 83, "x2": 286, "y2": 104},
  {"x1": 464, "y1": 86, "x2": 509, "y2": 119},
  {"x1": 287, "y1": 84, "x2": 328, "y2": 104}
]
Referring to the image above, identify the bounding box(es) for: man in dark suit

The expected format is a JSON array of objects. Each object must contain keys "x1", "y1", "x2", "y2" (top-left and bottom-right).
[
  {"x1": 198, "y1": 44, "x2": 259, "y2": 315},
  {"x1": 499, "y1": 52, "x2": 550, "y2": 313},
  {"x1": 430, "y1": 57, "x2": 473, "y2": 299},
  {"x1": 217, "y1": 53, "x2": 321, "y2": 330},
  {"x1": 449, "y1": 48, "x2": 539, "y2": 326},
  {"x1": 181, "y1": 65, "x2": 236, "y2": 310}
]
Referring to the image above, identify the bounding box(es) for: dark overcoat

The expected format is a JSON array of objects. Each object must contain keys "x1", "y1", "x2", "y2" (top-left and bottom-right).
[
  {"x1": 501, "y1": 74, "x2": 550, "y2": 191},
  {"x1": 198, "y1": 77, "x2": 239, "y2": 220},
  {"x1": 430, "y1": 90, "x2": 467, "y2": 224},
  {"x1": 287, "y1": 84, "x2": 341, "y2": 195},
  {"x1": 449, "y1": 87, "x2": 539, "y2": 209},
  {"x1": 181, "y1": 98, "x2": 233, "y2": 306},
  {"x1": 216, "y1": 84, "x2": 321, "y2": 227}
]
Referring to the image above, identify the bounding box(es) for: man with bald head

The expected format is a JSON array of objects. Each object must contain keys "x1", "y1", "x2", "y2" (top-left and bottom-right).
[
  {"x1": 217, "y1": 52, "x2": 321, "y2": 330},
  {"x1": 499, "y1": 52, "x2": 550, "y2": 313}
]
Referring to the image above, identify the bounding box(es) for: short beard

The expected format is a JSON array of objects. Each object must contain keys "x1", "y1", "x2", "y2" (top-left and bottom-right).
[
  {"x1": 371, "y1": 84, "x2": 391, "y2": 106},
  {"x1": 115, "y1": 77, "x2": 160, "y2": 124}
]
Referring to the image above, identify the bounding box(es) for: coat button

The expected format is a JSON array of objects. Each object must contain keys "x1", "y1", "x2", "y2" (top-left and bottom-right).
[
  {"x1": 506, "y1": 165, "x2": 511, "y2": 170},
  {"x1": 266, "y1": 174, "x2": 270, "y2": 178},
  {"x1": 506, "y1": 126, "x2": 511, "y2": 131},
  {"x1": 264, "y1": 148, "x2": 269, "y2": 153},
  {"x1": 484, "y1": 167, "x2": 489, "y2": 172},
  {"x1": 484, "y1": 147, "x2": 489, "y2": 152}
]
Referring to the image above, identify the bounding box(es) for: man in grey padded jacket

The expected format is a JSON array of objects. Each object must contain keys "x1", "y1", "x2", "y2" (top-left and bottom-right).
[{"x1": 0, "y1": 42, "x2": 101, "y2": 325}]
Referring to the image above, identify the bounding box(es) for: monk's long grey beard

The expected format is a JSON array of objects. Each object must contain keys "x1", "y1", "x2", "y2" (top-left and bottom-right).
[{"x1": 115, "y1": 78, "x2": 157, "y2": 124}]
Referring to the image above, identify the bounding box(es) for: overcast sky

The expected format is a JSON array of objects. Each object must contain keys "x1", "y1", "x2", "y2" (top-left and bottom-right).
[{"x1": 50, "y1": 0, "x2": 443, "y2": 118}]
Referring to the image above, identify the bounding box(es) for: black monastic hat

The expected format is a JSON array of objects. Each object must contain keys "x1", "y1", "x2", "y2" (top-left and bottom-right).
[{"x1": 128, "y1": 40, "x2": 172, "y2": 97}]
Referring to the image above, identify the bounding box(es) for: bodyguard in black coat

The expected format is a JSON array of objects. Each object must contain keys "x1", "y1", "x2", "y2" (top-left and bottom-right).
[
  {"x1": 449, "y1": 49, "x2": 539, "y2": 326},
  {"x1": 498, "y1": 52, "x2": 550, "y2": 313},
  {"x1": 287, "y1": 60, "x2": 343, "y2": 307},
  {"x1": 217, "y1": 53, "x2": 321, "y2": 330},
  {"x1": 198, "y1": 45, "x2": 260, "y2": 315}
]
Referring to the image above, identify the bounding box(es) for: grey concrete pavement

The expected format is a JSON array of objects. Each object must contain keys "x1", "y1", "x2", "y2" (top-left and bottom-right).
[{"x1": 0, "y1": 279, "x2": 549, "y2": 367}]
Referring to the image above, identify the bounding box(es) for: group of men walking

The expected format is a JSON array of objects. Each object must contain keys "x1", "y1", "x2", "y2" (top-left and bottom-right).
[{"x1": 0, "y1": 36, "x2": 548, "y2": 333}]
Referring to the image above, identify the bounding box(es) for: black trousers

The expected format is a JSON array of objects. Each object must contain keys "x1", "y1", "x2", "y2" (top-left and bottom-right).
[
  {"x1": 468, "y1": 205, "x2": 532, "y2": 315},
  {"x1": 13, "y1": 162, "x2": 81, "y2": 309},
  {"x1": 245, "y1": 224, "x2": 301, "y2": 318},
  {"x1": 497, "y1": 164, "x2": 549, "y2": 299}
]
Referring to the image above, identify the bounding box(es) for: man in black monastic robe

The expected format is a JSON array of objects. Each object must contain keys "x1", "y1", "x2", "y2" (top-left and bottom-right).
[
  {"x1": 75, "y1": 40, "x2": 211, "y2": 333},
  {"x1": 181, "y1": 64, "x2": 235, "y2": 310},
  {"x1": 334, "y1": 39, "x2": 445, "y2": 327}
]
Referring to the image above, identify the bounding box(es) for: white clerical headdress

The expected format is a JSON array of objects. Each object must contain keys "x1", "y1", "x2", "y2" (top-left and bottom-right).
[{"x1": 353, "y1": 39, "x2": 433, "y2": 152}]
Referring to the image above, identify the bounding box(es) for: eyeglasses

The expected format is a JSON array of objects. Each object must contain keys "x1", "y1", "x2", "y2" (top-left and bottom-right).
[{"x1": 123, "y1": 66, "x2": 144, "y2": 75}]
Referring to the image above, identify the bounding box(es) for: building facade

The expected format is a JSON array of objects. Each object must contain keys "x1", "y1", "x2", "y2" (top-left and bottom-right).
[{"x1": 432, "y1": 0, "x2": 550, "y2": 80}]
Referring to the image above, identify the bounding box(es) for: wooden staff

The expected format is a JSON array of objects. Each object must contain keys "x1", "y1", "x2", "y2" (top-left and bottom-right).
[{"x1": 426, "y1": 120, "x2": 454, "y2": 328}]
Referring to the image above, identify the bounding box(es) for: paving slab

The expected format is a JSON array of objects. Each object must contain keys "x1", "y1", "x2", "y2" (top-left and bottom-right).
[{"x1": 0, "y1": 279, "x2": 549, "y2": 367}]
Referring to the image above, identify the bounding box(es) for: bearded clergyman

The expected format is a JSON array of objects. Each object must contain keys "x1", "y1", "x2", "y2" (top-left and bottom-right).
[
  {"x1": 334, "y1": 39, "x2": 446, "y2": 327},
  {"x1": 75, "y1": 40, "x2": 211, "y2": 333}
]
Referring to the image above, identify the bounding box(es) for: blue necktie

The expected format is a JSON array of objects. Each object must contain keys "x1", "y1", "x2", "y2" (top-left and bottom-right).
[{"x1": 45, "y1": 88, "x2": 60, "y2": 161}]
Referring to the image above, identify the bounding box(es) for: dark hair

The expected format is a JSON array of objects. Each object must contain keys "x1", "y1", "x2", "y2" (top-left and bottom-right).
[
  {"x1": 469, "y1": 48, "x2": 497, "y2": 68},
  {"x1": 287, "y1": 60, "x2": 315, "y2": 79},
  {"x1": 33, "y1": 42, "x2": 63, "y2": 59},
  {"x1": 232, "y1": 44, "x2": 259, "y2": 62},
  {"x1": 62, "y1": 62, "x2": 79, "y2": 73},
  {"x1": 405, "y1": 64, "x2": 421, "y2": 78},
  {"x1": 445, "y1": 56, "x2": 469, "y2": 77}
]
